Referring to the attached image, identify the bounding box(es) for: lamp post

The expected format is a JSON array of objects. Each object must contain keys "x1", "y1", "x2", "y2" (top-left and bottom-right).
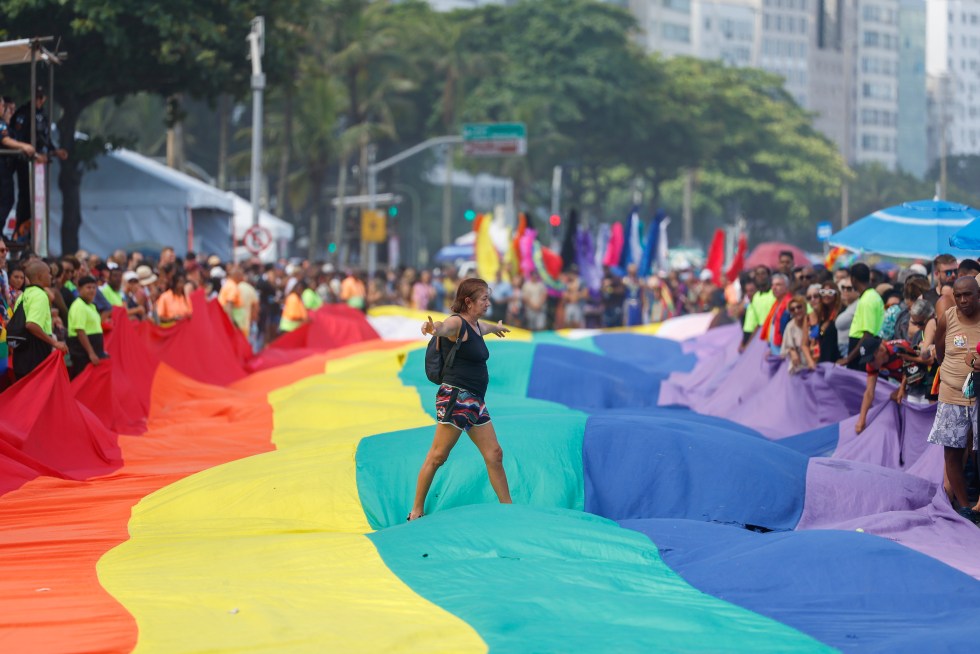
[
  {"x1": 247, "y1": 17, "x2": 265, "y2": 229},
  {"x1": 392, "y1": 183, "x2": 422, "y2": 266}
]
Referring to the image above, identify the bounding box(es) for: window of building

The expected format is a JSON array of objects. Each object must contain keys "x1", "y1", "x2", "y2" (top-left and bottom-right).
[
  {"x1": 663, "y1": 22, "x2": 691, "y2": 42},
  {"x1": 664, "y1": 0, "x2": 691, "y2": 11}
]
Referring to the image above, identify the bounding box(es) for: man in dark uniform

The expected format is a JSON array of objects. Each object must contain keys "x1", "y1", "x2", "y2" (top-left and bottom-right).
[
  {"x1": 0, "y1": 96, "x2": 36, "y2": 236},
  {"x1": 10, "y1": 86, "x2": 67, "y2": 238}
]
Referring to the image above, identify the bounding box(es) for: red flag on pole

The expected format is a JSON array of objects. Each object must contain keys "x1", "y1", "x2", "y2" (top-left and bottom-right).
[
  {"x1": 705, "y1": 228, "x2": 726, "y2": 285},
  {"x1": 725, "y1": 233, "x2": 748, "y2": 283}
]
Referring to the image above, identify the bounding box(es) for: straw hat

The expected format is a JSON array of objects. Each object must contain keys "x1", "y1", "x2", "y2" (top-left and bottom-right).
[{"x1": 136, "y1": 265, "x2": 158, "y2": 286}]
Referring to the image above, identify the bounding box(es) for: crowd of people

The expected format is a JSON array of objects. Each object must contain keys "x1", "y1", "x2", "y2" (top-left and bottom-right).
[
  {"x1": 737, "y1": 249, "x2": 980, "y2": 526},
  {"x1": 1, "y1": 237, "x2": 978, "y2": 524}
]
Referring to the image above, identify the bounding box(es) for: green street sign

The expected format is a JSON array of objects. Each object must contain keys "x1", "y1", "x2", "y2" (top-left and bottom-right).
[{"x1": 462, "y1": 122, "x2": 527, "y2": 157}]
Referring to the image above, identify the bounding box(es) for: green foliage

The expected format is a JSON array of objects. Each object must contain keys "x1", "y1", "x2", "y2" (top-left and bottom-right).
[{"x1": 1, "y1": 0, "x2": 862, "y2": 254}]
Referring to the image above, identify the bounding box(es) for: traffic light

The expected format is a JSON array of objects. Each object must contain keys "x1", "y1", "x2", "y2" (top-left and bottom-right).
[
  {"x1": 549, "y1": 214, "x2": 561, "y2": 227},
  {"x1": 328, "y1": 242, "x2": 337, "y2": 254},
  {"x1": 388, "y1": 205, "x2": 399, "y2": 218},
  {"x1": 464, "y1": 209, "x2": 476, "y2": 221}
]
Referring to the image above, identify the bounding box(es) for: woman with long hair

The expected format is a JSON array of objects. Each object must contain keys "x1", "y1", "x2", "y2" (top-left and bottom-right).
[
  {"x1": 409, "y1": 278, "x2": 512, "y2": 521},
  {"x1": 155, "y1": 271, "x2": 192, "y2": 324},
  {"x1": 782, "y1": 294, "x2": 816, "y2": 374},
  {"x1": 812, "y1": 281, "x2": 841, "y2": 362}
]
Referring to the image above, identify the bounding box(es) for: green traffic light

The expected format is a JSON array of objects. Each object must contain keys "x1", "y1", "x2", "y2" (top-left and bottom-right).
[
  {"x1": 388, "y1": 206, "x2": 398, "y2": 217},
  {"x1": 328, "y1": 242, "x2": 337, "y2": 253},
  {"x1": 464, "y1": 209, "x2": 476, "y2": 221}
]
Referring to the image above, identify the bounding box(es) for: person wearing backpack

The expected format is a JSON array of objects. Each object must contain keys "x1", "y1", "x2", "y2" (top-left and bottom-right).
[
  {"x1": 408, "y1": 277, "x2": 511, "y2": 521},
  {"x1": 10, "y1": 261, "x2": 67, "y2": 380}
]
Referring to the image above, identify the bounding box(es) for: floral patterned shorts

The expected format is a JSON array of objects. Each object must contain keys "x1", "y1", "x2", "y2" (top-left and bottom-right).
[
  {"x1": 436, "y1": 384, "x2": 491, "y2": 432},
  {"x1": 927, "y1": 402, "x2": 978, "y2": 450}
]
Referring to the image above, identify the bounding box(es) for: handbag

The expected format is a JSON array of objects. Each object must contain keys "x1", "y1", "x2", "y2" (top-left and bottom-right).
[{"x1": 963, "y1": 372, "x2": 975, "y2": 400}]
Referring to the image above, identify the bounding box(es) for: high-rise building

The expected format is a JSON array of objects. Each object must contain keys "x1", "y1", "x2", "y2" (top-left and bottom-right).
[
  {"x1": 926, "y1": 0, "x2": 980, "y2": 158},
  {"x1": 897, "y1": 0, "x2": 928, "y2": 177},
  {"x1": 630, "y1": 0, "x2": 697, "y2": 57},
  {"x1": 852, "y1": 0, "x2": 902, "y2": 169},
  {"x1": 759, "y1": 0, "x2": 812, "y2": 107},
  {"x1": 693, "y1": 0, "x2": 760, "y2": 68},
  {"x1": 809, "y1": 0, "x2": 854, "y2": 160}
]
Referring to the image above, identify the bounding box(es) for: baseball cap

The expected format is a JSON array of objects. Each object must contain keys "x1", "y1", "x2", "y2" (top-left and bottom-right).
[
  {"x1": 210, "y1": 266, "x2": 227, "y2": 279},
  {"x1": 123, "y1": 271, "x2": 139, "y2": 283},
  {"x1": 856, "y1": 336, "x2": 883, "y2": 368}
]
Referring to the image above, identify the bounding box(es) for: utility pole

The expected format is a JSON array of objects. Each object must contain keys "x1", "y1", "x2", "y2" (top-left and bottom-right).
[
  {"x1": 551, "y1": 165, "x2": 562, "y2": 217},
  {"x1": 441, "y1": 145, "x2": 454, "y2": 248},
  {"x1": 368, "y1": 135, "x2": 462, "y2": 275},
  {"x1": 682, "y1": 169, "x2": 694, "y2": 245},
  {"x1": 248, "y1": 17, "x2": 265, "y2": 228}
]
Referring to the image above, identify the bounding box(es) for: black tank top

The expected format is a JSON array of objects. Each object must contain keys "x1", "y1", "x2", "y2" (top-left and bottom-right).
[{"x1": 441, "y1": 317, "x2": 490, "y2": 398}]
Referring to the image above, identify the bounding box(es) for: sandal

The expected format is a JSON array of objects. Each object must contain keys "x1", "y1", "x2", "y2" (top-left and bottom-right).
[{"x1": 406, "y1": 512, "x2": 424, "y2": 522}]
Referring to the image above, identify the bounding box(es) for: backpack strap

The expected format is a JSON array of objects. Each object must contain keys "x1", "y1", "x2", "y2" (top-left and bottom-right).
[{"x1": 443, "y1": 314, "x2": 464, "y2": 371}]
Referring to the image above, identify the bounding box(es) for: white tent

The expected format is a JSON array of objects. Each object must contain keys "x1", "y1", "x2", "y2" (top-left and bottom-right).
[
  {"x1": 48, "y1": 149, "x2": 234, "y2": 259},
  {"x1": 228, "y1": 192, "x2": 294, "y2": 263}
]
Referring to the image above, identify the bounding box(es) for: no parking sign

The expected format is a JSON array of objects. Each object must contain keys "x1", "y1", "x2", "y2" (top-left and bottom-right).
[{"x1": 242, "y1": 224, "x2": 273, "y2": 254}]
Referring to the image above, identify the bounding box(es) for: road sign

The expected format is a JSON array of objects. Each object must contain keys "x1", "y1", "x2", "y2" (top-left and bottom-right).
[
  {"x1": 242, "y1": 224, "x2": 273, "y2": 254},
  {"x1": 816, "y1": 221, "x2": 833, "y2": 242},
  {"x1": 361, "y1": 209, "x2": 387, "y2": 243},
  {"x1": 462, "y1": 123, "x2": 527, "y2": 157}
]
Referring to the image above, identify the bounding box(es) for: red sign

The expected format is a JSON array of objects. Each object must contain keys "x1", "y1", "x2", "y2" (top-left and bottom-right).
[{"x1": 242, "y1": 224, "x2": 273, "y2": 254}]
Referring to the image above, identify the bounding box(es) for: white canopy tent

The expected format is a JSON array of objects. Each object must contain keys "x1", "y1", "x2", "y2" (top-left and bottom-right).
[
  {"x1": 48, "y1": 148, "x2": 235, "y2": 259},
  {"x1": 228, "y1": 191, "x2": 293, "y2": 263}
]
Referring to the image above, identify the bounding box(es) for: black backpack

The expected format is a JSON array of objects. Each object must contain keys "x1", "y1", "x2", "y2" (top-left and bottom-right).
[
  {"x1": 5, "y1": 296, "x2": 28, "y2": 350},
  {"x1": 424, "y1": 315, "x2": 463, "y2": 385}
]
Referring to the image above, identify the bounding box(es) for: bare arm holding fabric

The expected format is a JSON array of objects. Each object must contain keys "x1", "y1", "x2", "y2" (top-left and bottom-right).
[
  {"x1": 478, "y1": 320, "x2": 511, "y2": 338},
  {"x1": 422, "y1": 315, "x2": 463, "y2": 340}
]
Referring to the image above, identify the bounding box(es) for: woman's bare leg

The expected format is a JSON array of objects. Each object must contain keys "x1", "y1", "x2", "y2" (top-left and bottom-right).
[
  {"x1": 468, "y1": 421, "x2": 512, "y2": 504},
  {"x1": 409, "y1": 423, "x2": 463, "y2": 520}
]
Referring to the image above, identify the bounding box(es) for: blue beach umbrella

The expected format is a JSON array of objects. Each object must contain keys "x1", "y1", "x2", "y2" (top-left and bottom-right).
[
  {"x1": 828, "y1": 199, "x2": 979, "y2": 258},
  {"x1": 949, "y1": 212, "x2": 980, "y2": 251}
]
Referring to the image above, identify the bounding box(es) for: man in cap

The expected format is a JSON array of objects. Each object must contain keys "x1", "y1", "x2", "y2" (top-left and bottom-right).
[
  {"x1": 11, "y1": 86, "x2": 67, "y2": 237},
  {"x1": 0, "y1": 96, "x2": 35, "y2": 229},
  {"x1": 121, "y1": 270, "x2": 146, "y2": 320},
  {"x1": 853, "y1": 336, "x2": 918, "y2": 434}
]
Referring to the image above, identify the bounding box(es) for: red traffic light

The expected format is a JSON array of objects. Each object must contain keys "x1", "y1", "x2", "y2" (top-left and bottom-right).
[{"x1": 549, "y1": 214, "x2": 561, "y2": 227}]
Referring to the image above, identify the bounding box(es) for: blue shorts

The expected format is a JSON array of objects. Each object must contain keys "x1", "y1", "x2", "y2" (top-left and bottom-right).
[{"x1": 436, "y1": 384, "x2": 491, "y2": 432}]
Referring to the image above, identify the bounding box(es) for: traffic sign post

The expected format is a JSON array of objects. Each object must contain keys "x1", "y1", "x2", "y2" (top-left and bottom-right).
[
  {"x1": 462, "y1": 123, "x2": 527, "y2": 157},
  {"x1": 242, "y1": 224, "x2": 273, "y2": 254},
  {"x1": 816, "y1": 221, "x2": 833, "y2": 242},
  {"x1": 361, "y1": 209, "x2": 387, "y2": 243}
]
